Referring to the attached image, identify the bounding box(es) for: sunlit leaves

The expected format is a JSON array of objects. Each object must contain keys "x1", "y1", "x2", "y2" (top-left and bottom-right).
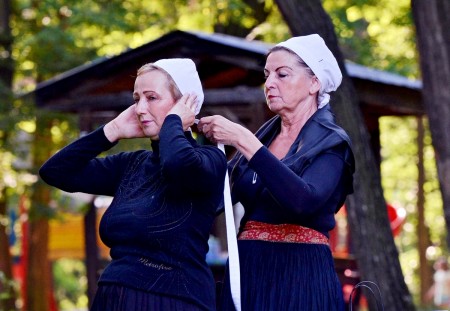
[
  {"x1": 53, "y1": 258, "x2": 88, "y2": 310},
  {"x1": 380, "y1": 117, "x2": 418, "y2": 206},
  {"x1": 380, "y1": 116, "x2": 443, "y2": 298},
  {"x1": 49, "y1": 119, "x2": 75, "y2": 146},
  {"x1": 9, "y1": 0, "x2": 286, "y2": 89},
  {"x1": 324, "y1": 0, "x2": 418, "y2": 78}
]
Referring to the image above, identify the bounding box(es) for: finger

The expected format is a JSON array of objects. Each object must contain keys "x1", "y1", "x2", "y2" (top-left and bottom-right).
[
  {"x1": 197, "y1": 119, "x2": 207, "y2": 129},
  {"x1": 198, "y1": 116, "x2": 214, "y2": 127},
  {"x1": 177, "y1": 93, "x2": 190, "y2": 105},
  {"x1": 200, "y1": 123, "x2": 212, "y2": 134},
  {"x1": 204, "y1": 130, "x2": 216, "y2": 143},
  {"x1": 199, "y1": 124, "x2": 207, "y2": 134},
  {"x1": 192, "y1": 100, "x2": 199, "y2": 114},
  {"x1": 197, "y1": 121, "x2": 211, "y2": 132},
  {"x1": 186, "y1": 95, "x2": 199, "y2": 114}
]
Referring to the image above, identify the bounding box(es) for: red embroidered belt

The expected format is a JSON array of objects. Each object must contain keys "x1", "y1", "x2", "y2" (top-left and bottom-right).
[{"x1": 238, "y1": 221, "x2": 329, "y2": 245}]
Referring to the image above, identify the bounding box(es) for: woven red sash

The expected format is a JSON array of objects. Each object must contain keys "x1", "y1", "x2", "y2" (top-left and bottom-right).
[{"x1": 238, "y1": 221, "x2": 329, "y2": 245}]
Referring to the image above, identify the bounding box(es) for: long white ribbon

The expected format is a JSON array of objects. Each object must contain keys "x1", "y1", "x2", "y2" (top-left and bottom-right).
[{"x1": 218, "y1": 143, "x2": 241, "y2": 311}]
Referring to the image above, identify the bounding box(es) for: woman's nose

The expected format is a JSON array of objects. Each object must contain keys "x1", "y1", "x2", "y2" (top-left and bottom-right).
[
  {"x1": 135, "y1": 99, "x2": 146, "y2": 114},
  {"x1": 264, "y1": 74, "x2": 275, "y2": 89}
]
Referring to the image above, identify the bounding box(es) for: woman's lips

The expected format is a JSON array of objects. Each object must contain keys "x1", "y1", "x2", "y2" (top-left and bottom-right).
[{"x1": 140, "y1": 120, "x2": 153, "y2": 126}]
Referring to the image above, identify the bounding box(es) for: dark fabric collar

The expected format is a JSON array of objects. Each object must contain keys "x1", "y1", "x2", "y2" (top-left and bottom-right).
[
  {"x1": 230, "y1": 105, "x2": 355, "y2": 192},
  {"x1": 150, "y1": 131, "x2": 196, "y2": 156}
]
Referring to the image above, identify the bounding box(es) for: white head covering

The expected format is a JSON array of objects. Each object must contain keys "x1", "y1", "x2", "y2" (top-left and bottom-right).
[
  {"x1": 154, "y1": 58, "x2": 204, "y2": 115},
  {"x1": 276, "y1": 34, "x2": 342, "y2": 109}
]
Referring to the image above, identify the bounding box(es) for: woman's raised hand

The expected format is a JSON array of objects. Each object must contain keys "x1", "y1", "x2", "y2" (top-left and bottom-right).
[
  {"x1": 104, "y1": 104, "x2": 145, "y2": 142},
  {"x1": 168, "y1": 93, "x2": 197, "y2": 131}
]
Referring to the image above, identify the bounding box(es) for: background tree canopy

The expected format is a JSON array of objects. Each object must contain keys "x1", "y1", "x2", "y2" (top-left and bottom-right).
[{"x1": 1, "y1": 0, "x2": 445, "y2": 310}]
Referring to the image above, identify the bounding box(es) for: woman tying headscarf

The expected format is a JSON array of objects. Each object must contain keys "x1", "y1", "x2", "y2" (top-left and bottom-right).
[
  {"x1": 40, "y1": 58, "x2": 227, "y2": 310},
  {"x1": 199, "y1": 34, "x2": 355, "y2": 311}
]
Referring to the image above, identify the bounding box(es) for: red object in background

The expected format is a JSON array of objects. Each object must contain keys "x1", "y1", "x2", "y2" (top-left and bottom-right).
[
  {"x1": 387, "y1": 203, "x2": 406, "y2": 237},
  {"x1": 13, "y1": 195, "x2": 58, "y2": 311},
  {"x1": 330, "y1": 203, "x2": 405, "y2": 309},
  {"x1": 330, "y1": 203, "x2": 406, "y2": 255},
  {"x1": 19, "y1": 195, "x2": 28, "y2": 309}
]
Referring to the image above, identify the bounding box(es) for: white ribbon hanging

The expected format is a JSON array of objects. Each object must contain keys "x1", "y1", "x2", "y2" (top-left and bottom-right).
[{"x1": 218, "y1": 143, "x2": 241, "y2": 311}]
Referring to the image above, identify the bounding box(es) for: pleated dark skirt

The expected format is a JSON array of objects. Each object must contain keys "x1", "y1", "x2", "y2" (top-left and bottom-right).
[
  {"x1": 90, "y1": 283, "x2": 206, "y2": 311},
  {"x1": 218, "y1": 240, "x2": 344, "y2": 311}
]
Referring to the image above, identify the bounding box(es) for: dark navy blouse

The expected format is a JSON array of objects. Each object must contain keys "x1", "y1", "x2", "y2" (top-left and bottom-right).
[
  {"x1": 39, "y1": 115, "x2": 227, "y2": 310},
  {"x1": 229, "y1": 105, "x2": 355, "y2": 237}
]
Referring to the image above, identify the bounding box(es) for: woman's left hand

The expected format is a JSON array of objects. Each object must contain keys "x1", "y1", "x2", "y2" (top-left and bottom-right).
[
  {"x1": 168, "y1": 93, "x2": 197, "y2": 130},
  {"x1": 197, "y1": 115, "x2": 239, "y2": 145},
  {"x1": 198, "y1": 115, "x2": 263, "y2": 159}
]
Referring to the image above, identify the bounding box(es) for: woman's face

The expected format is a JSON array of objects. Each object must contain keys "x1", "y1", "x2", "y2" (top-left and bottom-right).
[
  {"x1": 264, "y1": 50, "x2": 319, "y2": 114},
  {"x1": 133, "y1": 70, "x2": 176, "y2": 139}
]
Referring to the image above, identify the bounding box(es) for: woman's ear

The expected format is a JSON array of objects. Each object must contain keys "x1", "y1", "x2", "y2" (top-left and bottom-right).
[{"x1": 310, "y1": 76, "x2": 321, "y2": 94}]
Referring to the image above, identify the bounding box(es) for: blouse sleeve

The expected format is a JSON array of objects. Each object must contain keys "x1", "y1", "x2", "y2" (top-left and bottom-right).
[
  {"x1": 158, "y1": 115, "x2": 227, "y2": 194},
  {"x1": 248, "y1": 145, "x2": 347, "y2": 215},
  {"x1": 39, "y1": 126, "x2": 132, "y2": 196}
]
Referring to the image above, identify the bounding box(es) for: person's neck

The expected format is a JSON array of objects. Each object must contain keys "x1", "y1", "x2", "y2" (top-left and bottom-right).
[{"x1": 279, "y1": 102, "x2": 318, "y2": 138}]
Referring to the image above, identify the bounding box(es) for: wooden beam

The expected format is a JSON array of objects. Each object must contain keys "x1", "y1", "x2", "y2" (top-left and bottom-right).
[
  {"x1": 355, "y1": 80, "x2": 424, "y2": 115},
  {"x1": 204, "y1": 86, "x2": 265, "y2": 105},
  {"x1": 39, "y1": 86, "x2": 266, "y2": 112}
]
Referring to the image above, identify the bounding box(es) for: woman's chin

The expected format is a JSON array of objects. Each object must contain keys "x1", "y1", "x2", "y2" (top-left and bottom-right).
[
  {"x1": 268, "y1": 104, "x2": 282, "y2": 114},
  {"x1": 146, "y1": 130, "x2": 159, "y2": 140}
]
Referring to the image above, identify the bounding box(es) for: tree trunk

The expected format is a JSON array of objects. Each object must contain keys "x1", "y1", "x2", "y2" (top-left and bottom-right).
[
  {"x1": 0, "y1": 0, "x2": 13, "y2": 92},
  {"x1": 411, "y1": 0, "x2": 450, "y2": 248},
  {"x1": 26, "y1": 115, "x2": 53, "y2": 311},
  {"x1": 416, "y1": 116, "x2": 433, "y2": 305},
  {"x1": 274, "y1": 0, "x2": 415, "y2": 310},
  {"x1": 0, "y1": 189, "x2": 16, "y2": 311}
]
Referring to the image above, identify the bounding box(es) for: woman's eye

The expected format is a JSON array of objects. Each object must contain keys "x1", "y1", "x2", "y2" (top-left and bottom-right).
[
  {"x1": 278, "y1": 73, "x2": 287, "y2": 78},
  {"x1": 133, "y1": 98, "x2": 139, "y2": 104}
]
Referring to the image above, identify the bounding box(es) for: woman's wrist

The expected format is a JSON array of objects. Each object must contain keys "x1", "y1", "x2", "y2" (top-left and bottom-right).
[
  {"x1": 103, "y1": 121, "x2": 120, "y2": 143},
  {"x1": 234, "y1": 127, "x2": 263, "y2": 160}
]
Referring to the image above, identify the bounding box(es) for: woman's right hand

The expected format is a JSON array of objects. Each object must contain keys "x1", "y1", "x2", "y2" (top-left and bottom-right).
[
  {"x1": 104, "y1": 104, "x2": 145, "y2": 142},
  {"x1": 167, "y1": 93, "x2": 197, "y2": 131}
]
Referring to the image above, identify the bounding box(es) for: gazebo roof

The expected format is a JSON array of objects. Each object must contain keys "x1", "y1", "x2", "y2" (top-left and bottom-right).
[{"x1": 29, "y1": 30, "x2": 423, "y2": 124}]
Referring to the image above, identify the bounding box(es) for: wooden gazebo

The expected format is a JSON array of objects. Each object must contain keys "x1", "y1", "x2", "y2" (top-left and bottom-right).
[{"x1": 29, "y1": 29, "x2": 423, "y2": 305}]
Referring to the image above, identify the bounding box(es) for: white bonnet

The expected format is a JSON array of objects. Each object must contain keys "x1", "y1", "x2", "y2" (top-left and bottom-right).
[
  {"x1": 154, "y1": 58, "x2": 204, "y2": 115},
  {"x1": 275, "y1": 34, "x2": 342, "y2": 109}
]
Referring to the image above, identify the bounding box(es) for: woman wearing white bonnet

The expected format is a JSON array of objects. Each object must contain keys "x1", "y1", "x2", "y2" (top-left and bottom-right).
[
  {"x1": 276, "y1": 34, "x2": 343, "y2": 109},
  {"x1": 40, "y1": 58, "x2": 227, "y2": 310},
  {"x1": 199, "y1": 35, "x2": 355, "y2": 310}
]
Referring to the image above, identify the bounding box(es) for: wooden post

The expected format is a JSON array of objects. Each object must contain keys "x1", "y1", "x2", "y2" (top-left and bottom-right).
[{"x1": 416, "y1": 116, "x2": 433, "y2": 305}]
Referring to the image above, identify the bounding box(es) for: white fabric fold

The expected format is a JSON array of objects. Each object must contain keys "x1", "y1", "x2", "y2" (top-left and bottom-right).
[
  {"x1": 154, "y1": 58, "x2": 204, "y2": 115},
  {"x1": 218, "y1": 143, "x2": 241, "y2": 311}
]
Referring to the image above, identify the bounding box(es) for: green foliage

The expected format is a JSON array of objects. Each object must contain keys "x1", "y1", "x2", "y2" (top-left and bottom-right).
[
  {"x1": 7, "y1": 0, "x2": 421, "y2": 90},
  {"x1": 52, "y1": 258, "x2": 88, "y2": 310},
  {"x1": 7, "y1": 0, "x2": 287, "y2": 88},
  {"x1": 0, "y1": 270, "x2": 18, "y2": 310},
  {"x1": 380, "y1": 116, "x2": 444, "y2": 300},
  {"x1": 2, "y1": 0, "x2": 441, "y2": 308},
  {"x1": 324, "y1": 0, "x2": 418, "y2": 78}
]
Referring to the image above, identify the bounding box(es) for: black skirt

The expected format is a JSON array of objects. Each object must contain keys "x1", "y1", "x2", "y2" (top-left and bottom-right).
[
  {"x1": 90, "y1": 283, "x2": 207, "y2": 311},
  {"x1": 218, "y1": 240, "x2": 344, "y2": 311}
]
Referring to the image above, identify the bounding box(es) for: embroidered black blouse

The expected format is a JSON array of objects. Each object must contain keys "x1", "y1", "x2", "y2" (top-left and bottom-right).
[{"x1": 39, "y1": 115, "x2": 227, "y2": 310}]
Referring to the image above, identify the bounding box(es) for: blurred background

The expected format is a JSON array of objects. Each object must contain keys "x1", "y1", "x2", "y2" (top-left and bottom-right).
[{"x1": 1, "y1": 0, "x2": 449, "y2": 310}]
